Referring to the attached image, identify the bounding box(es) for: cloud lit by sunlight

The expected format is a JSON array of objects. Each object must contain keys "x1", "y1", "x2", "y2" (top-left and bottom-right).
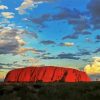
[{"x1": 84, "y1": 57, "x2": 100, "y2": 74}]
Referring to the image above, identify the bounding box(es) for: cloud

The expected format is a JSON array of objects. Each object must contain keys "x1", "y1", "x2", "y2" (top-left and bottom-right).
[
  {"x1": 0, "y1": 63, "x2": 15, "y2": 67},
  {"x1": 16, "y1": 0, "x2": 51, "y2": 14},
  {"x1": 30, "y1": 14, "x2": 51, "y2": 26},
  {"x1": 0, "y1": 26, "x2": 38, "y2": 54},
  {"x1": 87, "y1": 0, "x2": 100, "y2": 29},
  {"x1": 40, "y1": 40, "x2": 56, "y2": 45},
  {"x1": 30, "y1": 7, "x2": 81, "y2": 26},
  {"x1": 16, "y1": 47, "x2": 43, "y2": 55},
  {"x1": 84, "y1": 57, "x2": 100, "y2": 74},
  {"x1": 41, "y1": 48, "x2": 91, "y2": 60},
  {"x1": 28, "y1": 31, "x2": 38, "y2": 39},
  {"x1": 0, "y1": 5, "x2": 8, "y2": 10},
  {"x1": 15, "y1": 36, "x2": 26, "y2": 46},
  {"x1": 29, "y1": 7, "x2": 90, "y2": 32},
  {"x1": 1, "y1": 12, "x2": 14, "y2": 19},
  {"x1": 16, "y1": 0, "x2": 34, "y2": 14},
  {"x1": 57, "y1": 52, "x2": 80, "y2": 60},
  {"x1": 62, "y1": 31, "x2": 92, "y2": 40},
  {"x1": 93, "y1": 48, "x2": 100, "y2": 53},
  {"x1": 78, "y1": 50, "x2": 91, "y2": 56},
  {"x1": 62, "y1": 42, "x2": 74, "y2": 47},
  {"x1": 60, "y1": 42, "x2": 74, "y2": 47},
  {"x1": 21, "y1": 58, "x2": 40, "y2": 64},
  {"x1": 62, "y1": 33, "x2": 78, "y2": 40},
  {"x1": 96, "y1": 35, "x2": 100, "y2": 40},
  {"x1": 40, "y1": 52, "x2": 80, "y2": 60},
  {"x1": 87, "y1": 0, "x2": 100, "y2": 18},
  {"x1": 40, "y1": 48, "x2": 91, "y2": 60},
  {"x1": 77, "y1": 48, "x2": 91, "y2": 56},
  {"x1": 28, "y1": 58, "x2": 39, "y2": 63},
  {"x1": 68, "y1": 17, "x2": 90, "y2": 31},
  {"x1": 81, "y1": 31, "x2": 92, "y2": 35},
  {"x1": 0, "y1": 54, "x2": 41, "y2": 70},
  {"x1": 52, "y1": 8, "x2": 90, "y2": 31},
  {"x1": 52, "y1": 7, "x2": 80, "y2": 20},
  {"x1": 0, "y1": 27, "x2": 24, "y2": 54},
  {"x1": 37, "y1": 52, "x2": 51, "y2": 59},
  {"x1": 0, "y1": 71, "x2": 5, "y2": 80},
  {"x1": 42, "y1": 56, "x2": 56, "y2": 59},
  {"x1": 0, "y1": 42, "x2": 18, "y2": 54},
  {"x1": 0, "y1": 66, "x2": 3, "y2": 69},
  {"x1": 0, "y1": 64, "x2": 24, "y2": 70},
  {"x1": 85, "y1": 38, "x2": 92, "y2": 43},
  {"x1": 95, "y1": 35, "x2": 100, "y2": 42}
]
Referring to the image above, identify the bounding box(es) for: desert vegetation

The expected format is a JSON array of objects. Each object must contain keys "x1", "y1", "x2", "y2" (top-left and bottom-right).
[{"x1": 0, "y1": 82, "x2": 100, "y2": 100}]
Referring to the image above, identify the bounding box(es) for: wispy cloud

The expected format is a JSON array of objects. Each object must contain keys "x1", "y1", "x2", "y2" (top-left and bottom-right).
[
  {"x1": 40, "y1": 40, "x2": 56, "y2": 45},
  {"x1": 1, "y1": 12, "x2": 15, "y2": 19},
  {"x1": 0, "y1": 5, "x2": 8, "y2": 10},
  {"x1": 16, "y1": 47, "x2": 44, "y2": 55},
  {"x1": 16, "y1": 0, "x2": 52, "y2": 14},
  {"x1": 57, "y1": 52, "x2": 80, "y2": 60}
]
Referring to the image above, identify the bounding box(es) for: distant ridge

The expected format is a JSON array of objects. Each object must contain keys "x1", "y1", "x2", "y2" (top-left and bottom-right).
[{"x1": 4, "y1": 66, "x2": 91, "y2": 82}]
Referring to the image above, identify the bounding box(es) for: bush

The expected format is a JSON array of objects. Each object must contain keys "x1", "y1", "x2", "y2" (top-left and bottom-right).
[{"x1": 0, "y1": 82, "x2": 100, "y2": 100}]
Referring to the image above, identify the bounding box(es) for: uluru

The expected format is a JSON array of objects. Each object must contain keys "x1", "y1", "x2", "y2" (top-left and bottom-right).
[{"x1": 4, "y1": 66, "x2": 91, "y2": 82}]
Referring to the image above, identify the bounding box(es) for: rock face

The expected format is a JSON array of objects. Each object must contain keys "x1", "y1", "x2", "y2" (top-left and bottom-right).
[{"x1": 4, "y1": 66, "x2": 91, "y2": 82}]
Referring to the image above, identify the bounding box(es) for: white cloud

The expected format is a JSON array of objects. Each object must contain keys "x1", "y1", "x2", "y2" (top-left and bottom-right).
[
  {"x1": 15, "y1": 0, "x2": 47, "y2": 14},
  {"x1": 84, "y1": 57, "x2": 100, "y2": 74},
  {"x1": 1, "y1": 12, "x2": 14, "y2": 19},
  {"x1": 15, "y1": 36, "x2": 26, "y2": 46},
  {"x1": 0, "y1": 5, "x2": 8, "y2": 10},
  {"x1": 64, "y1": 42, "x2": 74, "y2": 47}
]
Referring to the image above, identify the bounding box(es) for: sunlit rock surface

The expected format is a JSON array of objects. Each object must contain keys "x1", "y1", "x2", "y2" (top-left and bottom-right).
[{"x1": 5, "y1": 66, "x2": 91, "y2": 82}]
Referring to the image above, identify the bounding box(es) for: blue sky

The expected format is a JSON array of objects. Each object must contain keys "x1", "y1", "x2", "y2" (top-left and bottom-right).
[{"x1": 0, "y1": 0, "x2": 100, "y2": 79}]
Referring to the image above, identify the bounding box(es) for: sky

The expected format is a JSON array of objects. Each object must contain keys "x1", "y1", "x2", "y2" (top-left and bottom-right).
[{"x1": 0, "y1": 0, "x2": 100, "y2": 81}]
